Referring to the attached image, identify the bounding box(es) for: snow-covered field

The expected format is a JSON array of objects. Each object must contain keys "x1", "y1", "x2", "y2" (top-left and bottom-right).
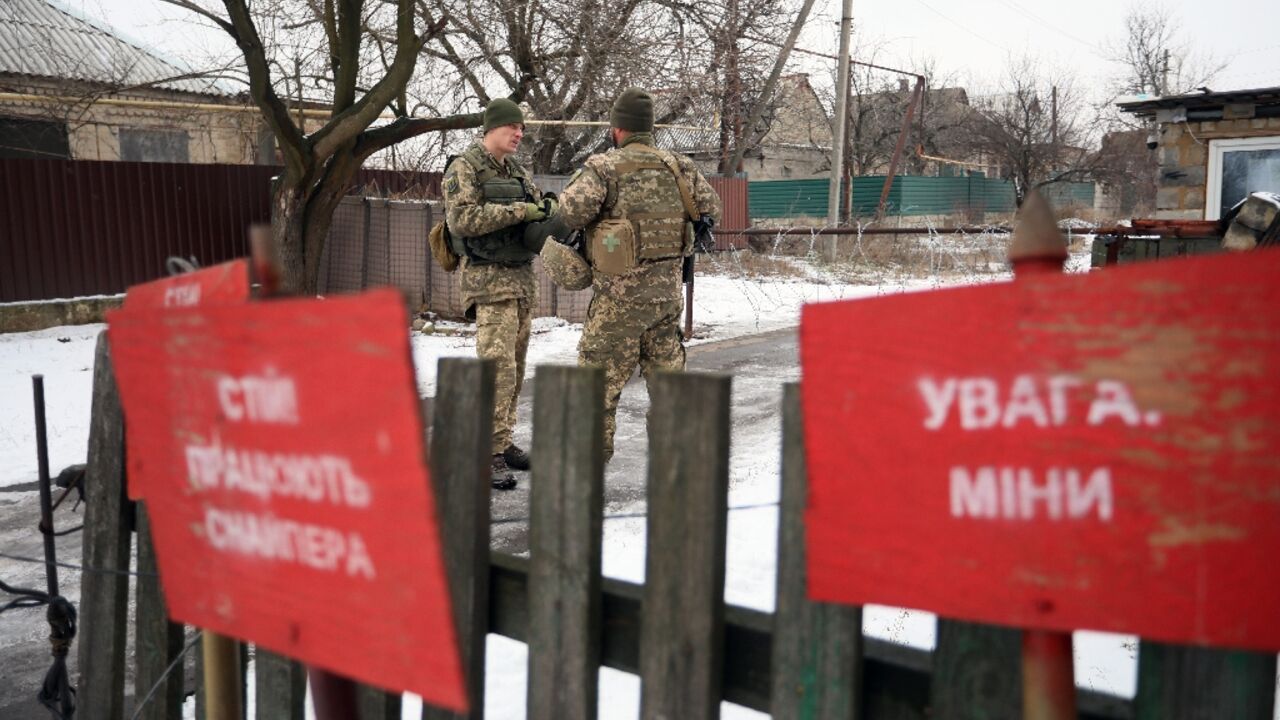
[{"x1": 10, "y1": 239, "x2": 1245, "y2": 718}]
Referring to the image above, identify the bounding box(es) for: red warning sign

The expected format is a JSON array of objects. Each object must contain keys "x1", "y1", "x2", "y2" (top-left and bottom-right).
[
  {"x1": 119, "y1": 259, "x2": 251, "y2": 501},
  {"x1": 801, "y1": 248, "x2": 1280, "y2": 651},
  {"x1": 122, "y1": 259, "x2": 250, "y2": 310},
  {"x1": 107, "y1": 289, "x2": 466, "y2": 710}
]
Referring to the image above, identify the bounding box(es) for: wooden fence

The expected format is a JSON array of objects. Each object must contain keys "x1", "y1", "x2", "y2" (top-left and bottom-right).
[{"x1": 77, "y1": 342, "x2": 1276, "y2": 719}]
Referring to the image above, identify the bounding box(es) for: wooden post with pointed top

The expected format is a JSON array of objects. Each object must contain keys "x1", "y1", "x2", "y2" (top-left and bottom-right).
[{"x1": 1008, "y1": 189, "x2": 1076, "y2": 720}]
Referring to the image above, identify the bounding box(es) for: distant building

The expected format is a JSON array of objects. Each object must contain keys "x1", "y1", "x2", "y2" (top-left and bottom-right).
[
  {"x1": 652, "y1": 74, "x2": 833, "y2": 180},
  {"x1": 0, "y1": 0, "x2": 283, "y2": 163},
  {"x1": 1118, "y1": 87, "x2": 1280, "y2": 220}
]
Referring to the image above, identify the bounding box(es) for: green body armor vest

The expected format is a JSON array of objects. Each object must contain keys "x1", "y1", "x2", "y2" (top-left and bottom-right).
[{"x1": 448, "y1": 146, "x2": 537, "y2": 266}]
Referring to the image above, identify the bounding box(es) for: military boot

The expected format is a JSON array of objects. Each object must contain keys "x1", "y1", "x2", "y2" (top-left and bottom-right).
[
  {"x1": 491, "y1": 455, "x2": 517, "y2": 491},
  {"x1": 502, "y1": 444, "x2": 531, "y2": 471}
]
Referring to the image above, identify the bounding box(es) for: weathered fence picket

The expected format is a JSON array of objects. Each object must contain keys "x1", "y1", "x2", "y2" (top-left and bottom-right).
[
  {"x1": 79, "y1": 332, "x2": 132, "y2": 720},
  {"x1": 639, "y1": 372, "x2": 732, "y2": 719},
  {"x1": 423, "y1": 358, "x2": 497, "y2": 720},
  {"x1": 526, "y1": 365, "x2": 605, "y2": 720},
  {"x1": 931, "y1": 620, "x2": 1022, "y2": 719},
  {"x1": 1135, "y1": 643, "x2": 1276, "y2": 719},
  {"x1": 134, "y1": 506, "x2": 185, "y2": 720},
  {"x1": 71, "y1": 350, "x2": 1278, "y2": 720},
  {"x1": 254, "y1": 651, "x2": 305, "y2": 720},
  {"x1": 771, "y1": 384, "x2": 862, "y2": 719}
]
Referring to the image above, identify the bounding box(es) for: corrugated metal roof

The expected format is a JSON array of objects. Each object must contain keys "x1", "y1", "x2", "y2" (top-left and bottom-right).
[
  {"x1": 1117, "y1": 86, "x2": 1280, "y2": 117},
  {"x1": 0, "y1": 0, "x2": 231, "y2": 97}
]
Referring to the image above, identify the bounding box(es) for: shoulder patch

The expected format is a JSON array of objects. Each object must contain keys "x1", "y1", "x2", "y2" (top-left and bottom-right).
[{"x1": 445, "y1": 173, "x2": 460, "y2": 195}]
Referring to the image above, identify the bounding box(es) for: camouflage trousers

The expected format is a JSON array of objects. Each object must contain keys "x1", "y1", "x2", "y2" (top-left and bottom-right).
[
  {"x1": 476, "y1": 297, "x2": 532, "y2": 454},
  {"x1": 578, "y1": 295, "x2": 685, "y2": 461}
]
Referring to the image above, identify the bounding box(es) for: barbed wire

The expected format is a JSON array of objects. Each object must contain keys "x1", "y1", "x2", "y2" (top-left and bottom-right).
[
  {"x1": 129, "y1": 632, "x2": 202, "y2": 720},
  {"x1": 0, "y1": 551, "x2": 159, "y2": 580}
]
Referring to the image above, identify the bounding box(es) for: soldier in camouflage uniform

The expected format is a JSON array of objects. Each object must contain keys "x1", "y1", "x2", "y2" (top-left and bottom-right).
[
  {"x1": 543, "y1": 88, "x2": 722, "y2": 461},
  {"x1": 444, "y1": 98, "x2": 556, "y2": 489}
]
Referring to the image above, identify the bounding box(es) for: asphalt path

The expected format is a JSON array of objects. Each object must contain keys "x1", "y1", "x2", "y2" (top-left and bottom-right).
[
  {"x1": 0, "y1": 326, "x2": 799, "y2": 716},
  {"x1": 490, "y1": 326, "x2": 798, "y2": 554}
]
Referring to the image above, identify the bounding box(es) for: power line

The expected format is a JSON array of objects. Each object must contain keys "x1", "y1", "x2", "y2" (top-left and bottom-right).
[
  {"x1": 993, "y1": 0, "x2": 1104, "y2": 53},
  {"x1": 910, "y1": 0, "x2": 1011, "y2": 52}
]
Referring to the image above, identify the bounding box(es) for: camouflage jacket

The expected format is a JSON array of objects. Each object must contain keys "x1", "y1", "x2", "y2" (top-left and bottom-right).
[
  {"x1": 444, "y1": 142, "x2": 541, "y2": 313},
  {"x1": 558, "y1": 134, "x2": 721, "y2": 304}
]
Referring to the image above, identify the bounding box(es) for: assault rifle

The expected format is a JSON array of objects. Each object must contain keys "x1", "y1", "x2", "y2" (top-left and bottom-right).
[{"x1": 683, "y1": 214, "x2": 715, "y2": 283}]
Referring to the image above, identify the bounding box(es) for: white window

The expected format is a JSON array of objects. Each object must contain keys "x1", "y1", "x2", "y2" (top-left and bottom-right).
[{"x1": 1205, "y1": 136, "x2": 1280, "y2": 220}]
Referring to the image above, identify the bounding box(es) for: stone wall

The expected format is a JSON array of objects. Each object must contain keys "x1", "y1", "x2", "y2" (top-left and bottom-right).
[{"x1": 1154, "y1": 114, "x2": 1280, "y2": 220}]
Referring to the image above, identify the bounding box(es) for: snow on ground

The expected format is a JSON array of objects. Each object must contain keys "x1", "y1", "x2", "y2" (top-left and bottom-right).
[{"x1": 10, "y1": 240, "x2": 1180, "y2": 718}]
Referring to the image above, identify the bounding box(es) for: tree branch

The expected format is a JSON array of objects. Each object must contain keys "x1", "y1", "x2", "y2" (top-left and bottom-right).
[
  {"x1": 219, "y1": 0, "x2": 308, "y2": 174},
  {"x1": 310, "y1": 0, "x2": 444, "y2": 159},
  {"x1": 353, "y1": 111, "x2": 483, "y2": 162}
]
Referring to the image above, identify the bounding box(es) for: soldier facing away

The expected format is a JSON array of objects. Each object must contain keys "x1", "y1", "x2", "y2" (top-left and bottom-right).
[
  {"x1": 532, "y1": 88, "x2": 722, "y2": 461},
  {"x1": 443, "y1": 98, "x2": 557, "y2": 489}
]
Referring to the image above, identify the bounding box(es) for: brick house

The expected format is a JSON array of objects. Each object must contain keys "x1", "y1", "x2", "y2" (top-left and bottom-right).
[{"x1": 1118, "y1": 87, "x2": 1280, "y2": 220}]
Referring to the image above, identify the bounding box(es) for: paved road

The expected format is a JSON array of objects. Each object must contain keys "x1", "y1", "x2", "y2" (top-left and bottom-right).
[
  {"x1": 490, "y1": 326, "x2": 798, "y2": 553},
  {"x1": 0, "y1": 327, "x2": 799, "y2": 716}
]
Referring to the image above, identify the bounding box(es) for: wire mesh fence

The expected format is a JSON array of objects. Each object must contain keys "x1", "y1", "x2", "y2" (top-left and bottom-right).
[{"x1": 318, "y1": 196, "x2": 592, "y2": 323}]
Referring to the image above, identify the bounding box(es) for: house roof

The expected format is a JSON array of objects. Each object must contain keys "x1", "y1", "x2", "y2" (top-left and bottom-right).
[
  {"x1": 0, "y1": 0, "x2": 232, "y2": 97},
  {"x1": 1117, "y1": 86, "x2": 1280, "y2": 118}
]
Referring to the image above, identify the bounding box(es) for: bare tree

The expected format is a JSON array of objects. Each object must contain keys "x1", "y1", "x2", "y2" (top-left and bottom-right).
[
  {"x1": 1108, "y1": 1, "x2": 1224, "y2": 100},
  {"x1": 961, "y1": 57, "x2": 1100, "y2": 203},
  {"x1": 835, "y1": 54, "x2": 967, "y2": 177},
  {"x1": 163, "y1": 0, "x2": 485, "y2": 293}
]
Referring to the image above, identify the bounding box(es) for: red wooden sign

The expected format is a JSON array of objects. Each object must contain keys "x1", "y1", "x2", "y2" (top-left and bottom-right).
[
  {"x1": 106, "y1": 289, "x2": 466, "y2": 710},
  {"x1": 120, "y1": 259, "x2": 251, "y2": 501},
  {"x1": 122, "y1": 259, "x2": 250, "y2": 310},
  {"x1": 801, "y1": 248, "x2": 1280, "y2": 652}
]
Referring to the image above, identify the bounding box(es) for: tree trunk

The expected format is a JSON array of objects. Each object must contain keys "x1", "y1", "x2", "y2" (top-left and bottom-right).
[{"x1": 273, "y1": 185, "x2": 310, "y2": 294}]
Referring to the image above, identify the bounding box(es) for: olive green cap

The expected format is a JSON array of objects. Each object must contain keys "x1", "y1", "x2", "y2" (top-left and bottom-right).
[
  {"x1": 610, "y1": 87, "x2": 654, "y2": 133},
  {"x1": 483, "y1": 98, "x2": 524, "y2": 133}
]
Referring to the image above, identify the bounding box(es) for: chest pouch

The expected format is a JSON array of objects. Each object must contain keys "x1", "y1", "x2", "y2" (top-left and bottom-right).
[{"x1": 587, "y1": 219, "x2": 636, "y2": 276}]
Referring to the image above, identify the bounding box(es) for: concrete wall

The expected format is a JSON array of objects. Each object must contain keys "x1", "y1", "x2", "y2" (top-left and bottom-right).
[{"x1": 1153, "y1": 114, "x2": 1280, "y2": 220}]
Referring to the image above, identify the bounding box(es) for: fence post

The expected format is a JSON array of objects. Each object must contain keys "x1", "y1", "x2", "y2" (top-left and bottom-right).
[
  {"x1": 423, "y1": 358, "x2": 496, "y2": 720},
  {"x1": 78, "y1": 331, "x2": 132, "y2": 720},
  {"x1": 639, "y1": 371, "x2": 732, "y2": 720},
  {"x1": 1135, "y1": 643, "x2": 1276, "y2": 719},
  {"x1": 526, "y1": 365, "x2": 605, "y2": 720},
  {"x1": 358, "y1": 686, "x2": 402, "y2": 720},
  {"x1": 931, "y1": 620, "x2": 1021, "y2": 718},
  {"x1": 134, "y1": 505, "x2": 185, "y2": 720},
  {"x1": 254, "y1": 651, "x2": 306, "y2": 720},
  {"x1": 771, "y1": 384, "x2": 862, "y2": 719}
]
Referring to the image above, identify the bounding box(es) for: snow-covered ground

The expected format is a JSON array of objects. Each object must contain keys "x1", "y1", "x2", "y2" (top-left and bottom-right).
[{"x1": 9, "y1": 238, "x2": 1228, "y2": 719}]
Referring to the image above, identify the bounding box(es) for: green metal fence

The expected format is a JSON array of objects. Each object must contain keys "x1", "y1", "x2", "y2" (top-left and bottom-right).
[{"x1": 748, "y1": 176, "x2": 1096, "y2": 219}]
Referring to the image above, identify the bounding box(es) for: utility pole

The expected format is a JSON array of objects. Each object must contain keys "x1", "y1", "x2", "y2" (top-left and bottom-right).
[
  {"x1": 827, "y1": 0, "x2": 853, "y2": 249},
  {"x1": 1051, "y1": 84, "x2": 1058, "y2": 147},
  {"x1": 1161, "y1": 49, "x2": 1170, "y2": 95}
]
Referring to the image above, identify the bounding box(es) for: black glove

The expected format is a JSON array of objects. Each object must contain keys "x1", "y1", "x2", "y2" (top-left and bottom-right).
[
  {"x1": 693, "y1": 214, "x2": 715, "y2": 252},
  {"x1": 523, "y1": 212, "x2": 571, "y2": 253}
]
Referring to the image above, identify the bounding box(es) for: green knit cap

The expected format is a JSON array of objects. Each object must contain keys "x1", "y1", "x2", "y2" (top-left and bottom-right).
[
  {"x1": 483, "y1": 98, "x2": 524, "y2": 133},
  {"x1": 610, "y1": 88, "x2": 654, "y2": 133}
]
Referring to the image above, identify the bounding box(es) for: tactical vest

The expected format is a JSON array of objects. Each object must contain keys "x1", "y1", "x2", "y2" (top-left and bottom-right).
[
  {"x1": 587, "y1": 143, "x2": 692, "y2": 273},
  {"x1": 448, "y1": 146, "x2": 537, "y2": 266}
]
